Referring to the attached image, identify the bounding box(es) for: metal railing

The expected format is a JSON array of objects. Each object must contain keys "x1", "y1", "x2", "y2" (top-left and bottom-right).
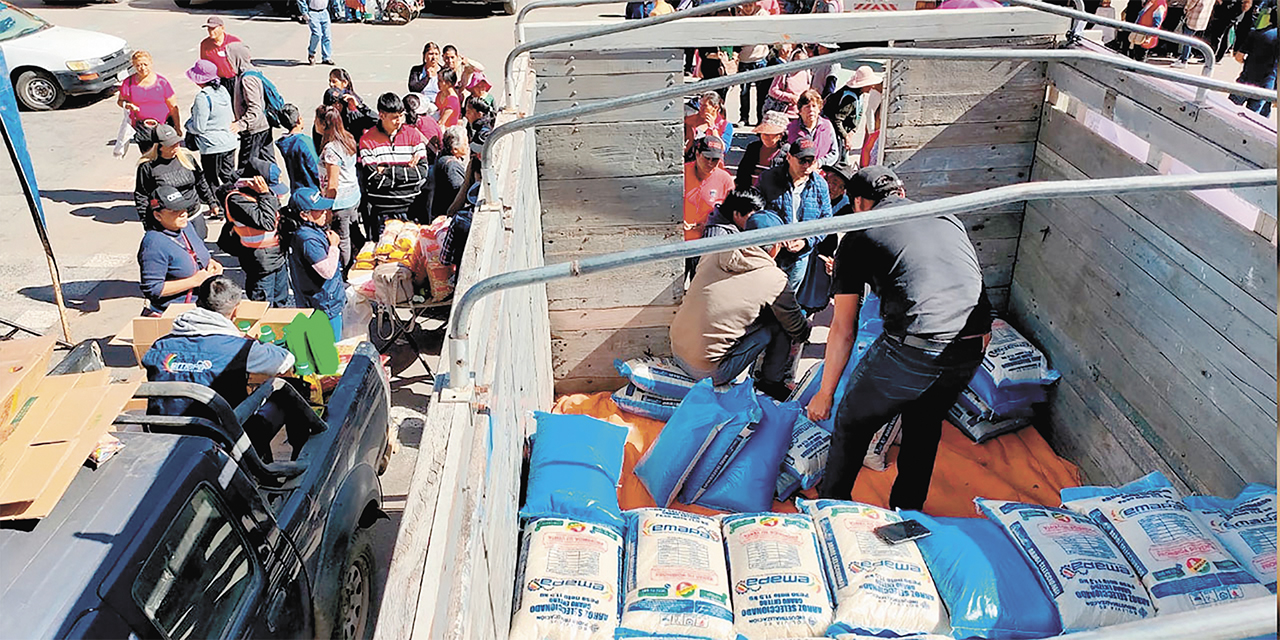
[
  {"x1": 445, "y1": 169, "x2": 1276, "y2": 387},
  {"x1": 1008, "y1": 0, "x2": 1215, "y2": 103},
  {"x1": 515, "y1": 0, "x2": 625, "y2": 42},
  {"x1": 482, "y1": 44, "x2": 1275, "y2": 202},
  {"x1": 503, "y1": 0, "x2": 756, "y2": 110}
]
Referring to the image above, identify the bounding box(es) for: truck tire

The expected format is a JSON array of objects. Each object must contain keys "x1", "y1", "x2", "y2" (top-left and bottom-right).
[
  {"x1": 333, "y1": 527, "x2": 378, "y2": 640},
  {"x1": 174, "y1": 0, "x2": 192, "y2": 6},
  {"x1": 14, "y1": 70, "x2": 64, "y2": 111}
]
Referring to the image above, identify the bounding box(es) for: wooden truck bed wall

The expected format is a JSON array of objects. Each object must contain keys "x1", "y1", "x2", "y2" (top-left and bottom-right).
[{"x1": 377, "y1": 9, "x2": 1277, "y2": 640}]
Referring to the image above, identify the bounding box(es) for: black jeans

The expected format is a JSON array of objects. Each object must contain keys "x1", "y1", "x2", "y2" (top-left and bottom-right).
[
  {"x1": 202, "y1": 150, "x2": 236, "y2": 192},
  {"x1": 738, "y1": 59, "x2": 768, "y2": 123},
  {"x1": 818, "y1": 333, "x2": 985, "y2": 510}
]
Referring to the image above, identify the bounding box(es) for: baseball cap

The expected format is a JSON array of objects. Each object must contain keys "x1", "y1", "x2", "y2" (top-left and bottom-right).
[
  {"x1": 151, "y1": 124, "x2": 181, "y2": 147},
  {"x1": 693, "y1": 135, "x2": 725, "y2": 159},
  {"x1": 152, "y1": 185, "x2": 198, "y2": 212},
  {"x1": 822, "y1": 161, "x2": 857, "y2": 185},
  {"x1": 290, "y1": 186, "x2": 334, "y2": 212},
  {"x1": 847, "y1": 165, "x2": 904, "y2": 200},
  {"x1": 743, "y1": 211, "x2": 784, "y2": 231},
  {"x1": 788, "y1": 136, "x2": 817, "y2": 159},
  {"x1": 204, "y1": 16, "x2": 224, "y2": 27}
]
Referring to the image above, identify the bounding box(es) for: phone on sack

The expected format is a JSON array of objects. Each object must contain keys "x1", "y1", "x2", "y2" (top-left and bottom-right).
[{"x1": 873, "y1": 519, "x2": 931, "y2": 545}]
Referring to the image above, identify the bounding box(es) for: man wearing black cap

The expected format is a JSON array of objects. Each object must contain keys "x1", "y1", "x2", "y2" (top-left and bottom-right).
[
  {"x1": 807, "y1": 165, "x2": 992, "y2": 510},
  {"x1": 756, "y1": 136, "x2": 832, "y2": 294}
]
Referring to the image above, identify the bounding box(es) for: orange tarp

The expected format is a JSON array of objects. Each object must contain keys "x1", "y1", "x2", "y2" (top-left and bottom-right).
[{"x1": 552, "y1": 392, "x2": 1082, "y2": 518}]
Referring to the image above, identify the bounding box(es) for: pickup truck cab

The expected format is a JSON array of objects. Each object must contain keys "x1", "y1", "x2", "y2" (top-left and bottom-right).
[
  {"x1": 0, "y1": 342, "x2": 391, "y2": 640},
  {"x1": 0, "y1": 1, "x2": 129, "y2": 110}
]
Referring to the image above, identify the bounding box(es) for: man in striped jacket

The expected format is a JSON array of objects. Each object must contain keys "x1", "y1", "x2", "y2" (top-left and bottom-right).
[{"x1": 358, "y1": 92, "x2": 429, "y2": 237}]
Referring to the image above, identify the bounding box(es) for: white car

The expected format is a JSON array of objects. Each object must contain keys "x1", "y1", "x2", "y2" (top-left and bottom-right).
[{"x1": 0, "y1": 1, "x2": 129, "y2": 110}]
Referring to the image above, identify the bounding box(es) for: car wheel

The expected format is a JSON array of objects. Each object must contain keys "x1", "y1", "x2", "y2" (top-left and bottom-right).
[
  {"x1": 174, "y1": 0, "x2": 192, "y2": 6},
  {"x1": 334, "y1": 528, "x2": 378, "y2": 640},
  {"x1": 14, "y1": 70, "x2": 64, "y2": 111}
]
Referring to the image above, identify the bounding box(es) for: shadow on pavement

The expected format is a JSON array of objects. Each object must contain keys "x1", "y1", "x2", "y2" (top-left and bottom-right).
[
  {"x1": 19, "y1": 278, "x2": 138, "y2": 312},
  {"x1": 43, "y1": 188, "x2": 132, "y2": 205}
]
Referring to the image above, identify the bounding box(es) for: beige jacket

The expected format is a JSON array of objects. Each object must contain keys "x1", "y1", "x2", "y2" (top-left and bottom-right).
[{"x1": 671, "y1": 246, "x2": 811, "y2": 377}]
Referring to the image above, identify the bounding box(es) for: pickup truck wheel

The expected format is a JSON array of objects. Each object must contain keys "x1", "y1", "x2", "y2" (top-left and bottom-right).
[
  {"x1": 335, "y1": 528, "x2": 378, "y2": 640},
  {"x1": 15, "y1": 70, "x2": 64, "y2": 111}
]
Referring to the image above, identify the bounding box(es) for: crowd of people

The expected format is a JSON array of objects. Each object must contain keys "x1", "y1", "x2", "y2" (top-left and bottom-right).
[{"x1": 129, "y1": 18, "x2": 496, "y2": 344}]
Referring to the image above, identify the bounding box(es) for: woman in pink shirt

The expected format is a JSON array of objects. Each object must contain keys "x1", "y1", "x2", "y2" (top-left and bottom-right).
[
  {"x1": 766, "y1": 46, "x2": 812, "y2": 119},
  {"x1": 118, "y1": 51, "x2": 181, "y2": 155}
]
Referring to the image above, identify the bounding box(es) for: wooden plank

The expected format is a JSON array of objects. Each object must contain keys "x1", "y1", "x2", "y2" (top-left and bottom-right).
[
  {"x1": 885, "y1": 121, "x2": 1041, "y2": 150},
  {"x1": 1013, "y1": 216, "x2": 1267, "y2": 492},
  {"x1": 552, "y1": 325, "x2": 673, "y2": 381},
  {"x1": 958, "y1": 204, "x2": 1025, "y2": 240},
  {"x1": 536, "y1": 122, "x2": 682, "y2": 178},
  {"x1": 533, "y1": 99, "x2": 684, "y2": 124},
  {"x1": 1063, "y1": 58, "x2": 1277, "y2": 169},
  {"x1": 975, "y1": 237, "x2": 1019, "y2": 286},
  {"x1": 986, "y1": 285, "x2": 1009, "y2": 313},
  {"x1": 890, "y1": 59, "x2": 1047, "y2": 95},
  {"x1": 1039, "y1": 108, "x2": 1277, "y2": 312},
  {"x1": 549, "y1": 305, "x2": 680, "y2": 331},
  {"x1": 1009, "y1": 254, "x2": 1247, "y2": 496},
  {"x1": 1024, "y1": 200, "x2": 1277, "y2": 441},
  {"x1": 544, "y1": 223, "x2": 682, "y2": 255},
  {"x1": 531, "y1": 49, "x2": 684, "y2": 77},
  {"x1": 1046, "y1": 64, "x2": 1276, "y2": 213},
  {"x1": 900, "y1": 167, "x2": 1031, "y2": 198},
  {"x1": 546, "y1": 267, "x2": 684, "y2": 310},
  {"x1": 1033, "y1": 144, "x2": 1278, "y2": 372},
  {"x1": 981, "y1": 259, "x2": 1014, "y2": 290},
  {"x1": 537, "y1": 71, "x2": 680, "y2": 101},
  {"x1": 884, "y1": 142, "x2": 1036, "y2": 173},
  {"x1": 1045, "y1": 379, "x2": 1147, "y2": 487},
  {"x1": 887, "y1": 88, "x2": 1046, "y2": 128},
  {"x1": 374, "y1": 401, "x2": 461, "y2": 640},
  {"x1": 541, "y1": 175, "x2": 681, "y2": 228},
  {"x1": 909, "y1": 35, "x2": 1059, "y2": 49},
  {"x1": 430, "y1": 410, "x2": 491, "y2": 640},
  {"x1": 522, "y1": 9, "x2": 1068, "y2": 50}
]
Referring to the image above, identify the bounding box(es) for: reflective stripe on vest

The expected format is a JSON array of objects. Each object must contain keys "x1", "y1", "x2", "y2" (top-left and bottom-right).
[{"x1": 225, "y1": 190, "x2": 280, "y2": 249}]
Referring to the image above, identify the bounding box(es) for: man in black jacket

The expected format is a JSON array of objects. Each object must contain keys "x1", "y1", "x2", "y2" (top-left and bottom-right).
[
  {"x1": 222, "y1": 170, "x2": 290, "y2": 307},
  {"x1": 807, "y1": 166, "x2": 993, "y2": 510}
]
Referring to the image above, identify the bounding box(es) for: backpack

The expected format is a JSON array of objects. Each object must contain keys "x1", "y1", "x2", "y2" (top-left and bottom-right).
[{"x1": 241, "y1": 69, "x2": 290, "y2": 129}]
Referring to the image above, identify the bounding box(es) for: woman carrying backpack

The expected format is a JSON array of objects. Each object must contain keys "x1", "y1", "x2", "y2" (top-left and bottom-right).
[{"x1": 184, "y1": 59, "x2": 238, "y2": 193}]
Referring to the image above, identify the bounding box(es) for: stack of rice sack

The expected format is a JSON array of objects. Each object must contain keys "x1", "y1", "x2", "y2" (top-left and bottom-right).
[
  {"x1": 948, "y1": 319, "x2": 1060, "y2": 443},
  {"x1": 353, "y1": 219, "x2": 419, "y2": 272},
  {"x1": 410, "y1": 216, "x2": 455, "y2": 302}
]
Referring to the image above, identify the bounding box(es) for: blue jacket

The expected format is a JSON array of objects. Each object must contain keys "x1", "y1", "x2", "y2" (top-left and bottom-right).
[
  {"x1": 137, "y1": 225, "x2": 210, "y2": 314},
  {"x1": 185, "y1": 85, "x2": 238, "y2": 155},
  {"x1": 277, "y1": 133, "x2": 323, "y2": 194},
  {"x1": 142, "y1": 307, "x2": 294, "y2": 416},
  {"x1": 289, "y1": 222, "x2": 345, "y2": 317},
  {"x1": 756, "y1": 164, "x2": 833, "y2": 265}
]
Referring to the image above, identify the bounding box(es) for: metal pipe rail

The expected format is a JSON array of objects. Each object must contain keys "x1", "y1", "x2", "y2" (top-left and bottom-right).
[
  {"x1": 1008, "y1": 0, "x2": 1215, "y2": 103},
  {"x1": 445, "y1": 169, "x2": 1276, "y2": 387},
  {"x1": 503, "y1": 0, "x2": 756, "y2": 111},
  {"x1": 515, "y1": 0, "x2": 625, "y2": 42},
  {"x1": 482, "y1": 44, "x2": 1276, "y2": 202}
]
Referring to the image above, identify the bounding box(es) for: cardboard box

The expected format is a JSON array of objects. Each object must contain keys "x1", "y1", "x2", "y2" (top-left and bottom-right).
[
  {"x1": 249, "y1": 308, "x2": 313, "y2": 345},
  {"x1": 132, "y1": 300, "x2": 275, "y2": 361},
  {"x1": 0, "y1": 372, "x2": 142, "y2": 521},
  {"x1": 0, "y1": 336, "x2": 56, "y2": 445}
]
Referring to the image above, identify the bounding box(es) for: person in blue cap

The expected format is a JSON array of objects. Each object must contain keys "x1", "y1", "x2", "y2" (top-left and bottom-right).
[{"x1": 289, "y1": 186, "x2": 345, "y2": 338}]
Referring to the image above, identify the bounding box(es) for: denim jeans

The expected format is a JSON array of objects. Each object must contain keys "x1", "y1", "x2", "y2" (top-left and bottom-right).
[
  {"x1": 307, "y1": 9, "x2": 332, "y2": 61},
  {"x1": 710, "y1": 314, "x2": 794, "y2": 386},
  {"x1": 1177, "y1": 24, "x2": 1205, "y2": 63},
  {"x1": 818, "y1": 333, "x2": 985, "y2": 510},
  {"x1": 1231, "y1": 76, "x2": 1275, "y2": 118},
  {"x1": 245, "y1": 265, "x2": 291, "y2": 307},
  {"x1": 737, "y1": 59, "x2": 768, "y2": 123},
  {"x1": 778, "y1": 252, "x2": 810, "y2": 296}
]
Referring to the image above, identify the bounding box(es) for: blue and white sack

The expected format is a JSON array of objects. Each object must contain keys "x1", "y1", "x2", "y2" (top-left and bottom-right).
[
  {"x1": 723, "y1": 513, "x2": 834, "y2": 638},
  {"x1": 614, "y1": 382, "x2": 683, "y2": 421},
  {"x1": 1185, "y1": 484, "x2": 1277, "y2": 594},
  {"x1": 510, "y1": 518, "x2": 624, "y2": 640},
  {"x1": 615, "y1": 356, "x2": 703, "y2": 401},
  {"x1": 1061, "y1": 472, "x2": 1272, "y2": 615},
  {"x1": 618, "y1": 509, "x2": 734, "y2": 640},
  {"x1": 968, "y1": 319, "x2": 1059, "y2": 418}
]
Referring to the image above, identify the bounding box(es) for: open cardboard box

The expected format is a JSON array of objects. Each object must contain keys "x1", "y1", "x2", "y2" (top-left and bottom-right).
[
  {"x1": 248, "y1": 308, "x2": 313, "y2": 346},
  {"x1": 0, "y1": 369, "x2": 142, "y2": 521},
  {"x1": 131, "y1": 300, "x2": 273, "y2": 361},
  {"x1": 0, "y1": 335, "x2": 57, "y2": 445}
]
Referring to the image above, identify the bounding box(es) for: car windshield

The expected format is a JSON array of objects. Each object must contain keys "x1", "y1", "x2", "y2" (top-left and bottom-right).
[{"x1": 0, "y1": 3, "x2": 50, "y2": 44}]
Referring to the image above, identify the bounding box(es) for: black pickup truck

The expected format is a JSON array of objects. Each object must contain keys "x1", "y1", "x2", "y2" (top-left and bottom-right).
[{"x1": 0, "y1": 341, "x2": 391, "y2": 640}]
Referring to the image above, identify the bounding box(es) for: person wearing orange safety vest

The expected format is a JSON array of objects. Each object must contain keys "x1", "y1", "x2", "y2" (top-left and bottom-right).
[{"x1": 222, "y1": 166, "x2": 291, "y2": 306}]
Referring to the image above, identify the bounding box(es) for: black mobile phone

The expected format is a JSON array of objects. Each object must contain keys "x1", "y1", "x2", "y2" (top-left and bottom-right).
[{"x1": 873, "y1": 519, "x2": 931, "y2": 545}]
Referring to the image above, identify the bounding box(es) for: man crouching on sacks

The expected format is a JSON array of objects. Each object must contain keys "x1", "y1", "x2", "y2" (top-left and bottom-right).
[
  {"x1": 670, "y1": 210, "x2": 812, "y2": 403},
  {"x1": 808, "y1": 166, "x2": 994, "y2": 511}
]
